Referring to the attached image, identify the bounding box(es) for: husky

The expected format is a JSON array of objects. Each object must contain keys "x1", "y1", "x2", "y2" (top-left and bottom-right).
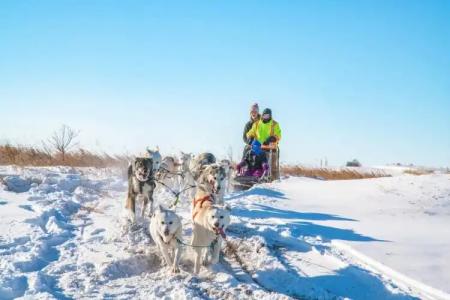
[
  {"x1": 219, "y1": 159, "x2": 233, "y2": 196},
  {"x1": 191, "y1": 197, "x2": 231, "y2": 274},
  {"x1": 189, "y1": 152, "x2": 216, "y2": 181},
  {"x1": 156, "y1": 156, "x2": 178, "y2": 188},
  {"x1": 178, "y1": 152, "x2": 195, "y2": 197},
  {"x1": 186, "y1": 152, "x2": 217, "y2": 199},
  {"x1": 179, "y1": 152, "x2": 192, "y2": 176},
  {"x1": 146, "y1": 147, "x2": 162, "y2": 172},
  {"x1": 196, "y1": 164, "x2": 226, "y2": 204},
  {"x1": 126, "y1": 157, "x2": 156, "y2": 221},
  {"x1": 149, "y1": 205, "x2": 182, "y2": 273}
]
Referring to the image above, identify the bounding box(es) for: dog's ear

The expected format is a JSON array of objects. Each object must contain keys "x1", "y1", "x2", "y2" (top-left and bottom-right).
[
  {"x1": 224, "y1": 204, "x2": 231, "y2": 212},
  {"x1": 157, "y1": 204, "x2": 165, "y2": 212}
]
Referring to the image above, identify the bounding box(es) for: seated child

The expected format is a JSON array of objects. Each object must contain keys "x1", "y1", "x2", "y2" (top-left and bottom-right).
[{"x1": 237, "y1": 140, "x2": 269, "y2": 177}]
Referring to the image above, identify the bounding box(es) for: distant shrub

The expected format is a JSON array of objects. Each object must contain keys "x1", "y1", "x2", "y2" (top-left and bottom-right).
[{"x1": 346, "y1": 159, "x2": 361, "y2": 167}]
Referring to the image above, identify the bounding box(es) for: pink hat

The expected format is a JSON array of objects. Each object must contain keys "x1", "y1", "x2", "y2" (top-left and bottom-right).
[{"x1": 250, "y1": 103, "x2": 259, "y2": 112}]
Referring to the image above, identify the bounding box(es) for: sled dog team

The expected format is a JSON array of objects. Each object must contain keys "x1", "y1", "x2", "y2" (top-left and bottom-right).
[{"x1": 125, "y1": 149, "x2": 231, "y2": 274}]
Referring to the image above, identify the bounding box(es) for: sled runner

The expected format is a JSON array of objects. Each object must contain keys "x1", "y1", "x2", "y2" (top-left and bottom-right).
[{"x1": 232, "y1": 174, "x2": 269, "y2": 190}]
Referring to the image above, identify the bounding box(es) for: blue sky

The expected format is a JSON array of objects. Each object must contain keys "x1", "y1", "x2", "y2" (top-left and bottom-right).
[{"x1": 1, "y1": 1, "x2": 449, "y2": 166}]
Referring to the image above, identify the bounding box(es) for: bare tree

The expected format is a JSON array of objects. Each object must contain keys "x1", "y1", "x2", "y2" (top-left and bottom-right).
[{"x1": 46, "y1": 125, "x2": 79, "y2": 162}]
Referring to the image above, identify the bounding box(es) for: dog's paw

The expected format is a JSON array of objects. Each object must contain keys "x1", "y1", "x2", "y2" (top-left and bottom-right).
[
  {"x1": 202, "y1": 258, "x2": 209, "y2": 267},
  {"x1": 171, "y1": 265, "x2": 180, "y2": 274},
  {"x1": 129, "y1": 221, "x2": 140, "y2": 232}
]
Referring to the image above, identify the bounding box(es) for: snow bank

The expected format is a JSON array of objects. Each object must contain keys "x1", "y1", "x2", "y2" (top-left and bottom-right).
[
  {"x1": 2, "y1": 176, "x2": 32, "y2": 193},
  {"x1": 1, "y1": 166, "x2": 448, "y2": 299}
]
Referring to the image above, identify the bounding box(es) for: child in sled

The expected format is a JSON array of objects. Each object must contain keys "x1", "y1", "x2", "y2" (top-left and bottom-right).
[{"x1": 236, "y1": 140, "x2": 269, "y2": 178}]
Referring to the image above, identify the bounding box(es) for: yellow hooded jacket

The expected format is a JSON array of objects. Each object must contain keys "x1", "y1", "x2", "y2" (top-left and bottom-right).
[{"x1": 246, "y1": 119, "x2": 282, "y2": 147}]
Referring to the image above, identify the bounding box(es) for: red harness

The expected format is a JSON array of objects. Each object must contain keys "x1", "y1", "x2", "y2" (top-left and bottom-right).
[{"x1": 192, "y1": 195, "x2": 213, "y2": 220}]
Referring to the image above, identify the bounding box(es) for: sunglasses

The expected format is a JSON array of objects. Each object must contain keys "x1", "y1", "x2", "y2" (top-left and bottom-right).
[{"x1": 262, "y1": 113, "x2": 271, "y2": 119}]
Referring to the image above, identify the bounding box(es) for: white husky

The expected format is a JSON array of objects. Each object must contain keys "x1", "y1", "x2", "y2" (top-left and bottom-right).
[
  {"x1": 191, "y1": 197, "x2": 231, "y2": 274},
  {"x1": 149, "y1": 205, "x2": 183, "y2": 273}
]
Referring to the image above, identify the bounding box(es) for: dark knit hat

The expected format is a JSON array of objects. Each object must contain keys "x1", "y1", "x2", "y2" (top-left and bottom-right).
[{"x1": 262, "y1": 108, "x2": 272, "y2": 116}]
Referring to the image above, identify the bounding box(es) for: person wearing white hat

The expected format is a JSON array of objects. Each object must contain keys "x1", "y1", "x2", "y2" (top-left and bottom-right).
[{"x1": 242, "y1": 103, "x2": 260, "y2": 157}]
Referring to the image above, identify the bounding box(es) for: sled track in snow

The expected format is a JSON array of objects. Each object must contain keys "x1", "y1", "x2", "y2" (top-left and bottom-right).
[
  {"x1": 222, "y1": 240, "x2": 304, "y2": 300},
  {"x1": 224, "y1": 212, "x2": 423, "y2": 300},
  {"x1": 224, "y1": 223, "x2": 310, "y2": 299}
]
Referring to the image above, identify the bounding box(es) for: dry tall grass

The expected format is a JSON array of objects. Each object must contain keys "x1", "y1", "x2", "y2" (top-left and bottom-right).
[
  {"x1": 403, "y1": 169, "x2": 434, "y2": 176},
  {"x1": 281, "y1": 165, "x2": 390, "y2": 180},
  {"x1": 0, "y1": 144, "x2": 129, "y2": 168}
]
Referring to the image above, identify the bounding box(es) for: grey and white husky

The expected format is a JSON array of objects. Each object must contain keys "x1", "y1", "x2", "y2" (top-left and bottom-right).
[
  {"x1": 186, "y1": 153, "x2": 218, "y2": 200},
  {"x1": 149, "y1": 205, "x2": 182, "y2": 273},
  {"x1": 195, "y1": 163, "x2": 227, "y2": 205},
  {"x1": 126, "y1": 157, "x2": 156, "y2": 221},
  {"x1": 146, "y1": 147, "x2": 162, "y2": 172},
  {"x1": 155, "y1": 156, "x2": 179, "y2": 189},
  {"x1": 219, "y1": 159, "x2": 233, "y2": 196},
  {"x1": 189, "y1": 152, "x2": 216, "y2": 181},
  {"x1": 179, "y1": 152, "x2": 193, "y2": 175}
]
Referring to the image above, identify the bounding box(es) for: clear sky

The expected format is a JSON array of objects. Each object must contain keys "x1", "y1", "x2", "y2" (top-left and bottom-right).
[{"x1": 1, "y1": 1, "x2": 449, "y2": 167}]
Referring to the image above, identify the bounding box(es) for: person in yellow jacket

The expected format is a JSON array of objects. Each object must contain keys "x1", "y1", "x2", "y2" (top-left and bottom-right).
[{"x1": 246, "y1": 108, "x2": 282, "y2": 180}]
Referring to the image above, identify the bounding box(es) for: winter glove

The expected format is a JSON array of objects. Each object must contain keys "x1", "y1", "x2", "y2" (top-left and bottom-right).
[{"x1": 263, "y1": 136, "x2": 277, "y2": 145}]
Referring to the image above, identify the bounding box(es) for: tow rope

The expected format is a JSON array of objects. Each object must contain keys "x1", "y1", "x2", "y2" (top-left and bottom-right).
[
  {"x1": 175, "y1": 236, "x2": 219, "y2": 250},
  {"x1": 154, "y1": 178, "x2": 196, "y2": 208}
]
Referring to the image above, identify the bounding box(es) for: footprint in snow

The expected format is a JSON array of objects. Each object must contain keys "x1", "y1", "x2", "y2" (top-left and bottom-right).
[
  {"x1": 19, "y1": 204, "x2": 34, "y2": 212},
  {"x1": 90, "y1": 228, "x2": 106, "y2": 236}
]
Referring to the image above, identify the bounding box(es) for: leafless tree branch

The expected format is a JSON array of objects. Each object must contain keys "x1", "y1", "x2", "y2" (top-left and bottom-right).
[{"x1": 47, "y1": 125, "x2": 79, "y2": 162}]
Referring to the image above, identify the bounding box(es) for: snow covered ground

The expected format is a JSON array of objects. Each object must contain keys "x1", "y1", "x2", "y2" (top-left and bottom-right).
[{"x1": 0, "y1": 165, "x2": 449, "y2": 299}]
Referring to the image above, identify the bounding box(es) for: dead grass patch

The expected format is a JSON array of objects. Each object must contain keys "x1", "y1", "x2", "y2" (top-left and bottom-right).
[
  {"x1": 281, "y1": 165, "x2": 389, "y2": 180},
  {"x1": 403, "y1": 169, "x2": 434, "y2": 176},
  {"x1": 0, "y1": 144, "x2": 130, "y2": 168}
]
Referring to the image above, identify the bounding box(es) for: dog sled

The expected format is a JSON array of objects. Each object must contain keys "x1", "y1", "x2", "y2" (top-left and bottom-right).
[{"x1": 232, "y1": 144, "x2": 278, "y2": 190}]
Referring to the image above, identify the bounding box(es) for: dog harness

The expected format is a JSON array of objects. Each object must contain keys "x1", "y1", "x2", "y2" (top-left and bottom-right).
[{"x1": 191, "y1": 195, "x2": 212, "y2": 220}]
